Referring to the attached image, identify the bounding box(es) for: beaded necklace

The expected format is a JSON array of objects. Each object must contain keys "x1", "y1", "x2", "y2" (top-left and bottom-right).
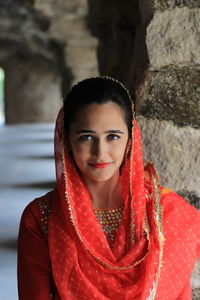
[{"x1": 94, "y1": 206, "x2": 124, "y2": 249}]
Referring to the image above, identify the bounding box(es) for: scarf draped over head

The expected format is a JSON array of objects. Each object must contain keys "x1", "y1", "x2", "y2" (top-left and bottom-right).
[
  {"x1": 49, "y1": 105, "x2": 166, "y2": 300},
  {"x1": 48, "y1": 78, "x2": 165, "y2": 300}
]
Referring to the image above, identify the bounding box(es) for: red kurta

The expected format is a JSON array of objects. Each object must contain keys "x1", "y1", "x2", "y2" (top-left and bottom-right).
[{"x1": 18, "y1": 187, "x2": 200, "y2": 300}]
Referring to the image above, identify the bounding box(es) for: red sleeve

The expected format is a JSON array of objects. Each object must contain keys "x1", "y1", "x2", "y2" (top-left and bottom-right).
[
  {"x1": 17, "y1": 200, "x2": 52, "y2": 300},
  {"x1": 160, "y1": 188, "x2": 200, "y2": 259}
]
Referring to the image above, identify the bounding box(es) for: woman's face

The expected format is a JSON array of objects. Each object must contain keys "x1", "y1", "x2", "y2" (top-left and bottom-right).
[{"x1": 68, "y1": 101, "x2": 130, "y2": 182}]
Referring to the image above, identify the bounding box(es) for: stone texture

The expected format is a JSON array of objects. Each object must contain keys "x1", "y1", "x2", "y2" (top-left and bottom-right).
[
  {"x1": 138, "y1": 114, "x2": 200, "y2": 296},
  {"x1": 147, "y1": 7, "x2": 200, "y2": 68},
  {"x1": 192, "y1": 261, "x2": 200, "y2": 299},
  {"x1": 193, "y1": 289, "x2": 200, "y2": 300},
  {"x1": 0, "y1": 1, "x2": 54, "y2": 63},
  {"x1": 192, "y1": 261, "x2": 200, "y2": 290},
  {"x1": 0, "y1": 1, "x2": 63, "y2": 122},
  {"x1": 136, "y1": 65, "x2": 200, "y2": 128},
  {"x1": 0, "y1": 0, "x2": 98, "y2": 122},
  {"x1": 34, "y1": 0, "x2": 98, "y2": 84},
  {"x1": 4, "y1": 57, "x2": 62, "y2": 123},
  {"x1": 152, "y1": 0, "x2": 200, "y2": 11},
  {"x1": 136, "y1": 116, "x2": 200, "y2": 200}
]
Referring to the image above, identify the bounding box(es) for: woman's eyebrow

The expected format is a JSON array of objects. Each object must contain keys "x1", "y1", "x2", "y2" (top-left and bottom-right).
[
  {"x1": 75, "y1": 130, "x2": 95, "y2": 134},
  {"x1": 104, "y1": 130, "x2": 124, "y2": 134},
  {"x1": 75, "y1": 129, "x2": 124, "y2": 134}
]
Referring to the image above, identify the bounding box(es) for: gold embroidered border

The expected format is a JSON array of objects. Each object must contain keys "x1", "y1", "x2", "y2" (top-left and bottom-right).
[
  {"x1": 129, "y1": 118, "x2": 135, "y2": 246},
  {"x1": 146, "y1": 162, "x2": 165, "y2": 300},
  {"x1": 37, "y1": 197, "x2": 52, "y2": 238}
]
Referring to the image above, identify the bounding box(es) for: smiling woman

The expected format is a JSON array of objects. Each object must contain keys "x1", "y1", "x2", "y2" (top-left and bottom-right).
[
  {"x1": 17, "y1": 76, "x2": 200, "y2": 300},
  {"x1": 68, "y1": 102, "x2": 129, "y2": 193}
]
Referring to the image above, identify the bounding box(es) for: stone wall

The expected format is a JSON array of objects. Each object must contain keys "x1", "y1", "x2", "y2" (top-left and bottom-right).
[
  {"x1": 139, "y1": 3, "x2": 200, "y2": 298},
  {"x1": 136, "y1": 2, "x2": 200, "y2": 202},
  {"x1": 88, "y1": 0, "x2": 200, "y2": 204}
]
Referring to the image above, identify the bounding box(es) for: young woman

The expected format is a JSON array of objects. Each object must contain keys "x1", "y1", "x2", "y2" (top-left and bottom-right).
[{"x1": 18, "y1": 76, "x2": 200, "y2": 300}]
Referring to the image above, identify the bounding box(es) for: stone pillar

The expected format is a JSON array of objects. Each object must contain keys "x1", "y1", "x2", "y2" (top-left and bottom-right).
[
  {"x1": 135, "y1": 2, "x2": 200, "y2": 297},
  {"x1": 4, "y1": 58, "x2": 62, "y2": 123},
  {"x1": 0, "y1": 0, "x2": 64, "y2": 123},
  {"x1": 88, "y1": 0, "x2": 200, "y2": 206},
  {"x1": 136, "y1": 1, "x2": 200, "y2": 204},
  {"x1": 34, "y1": 0, "x2": 98, "y2": 86}
]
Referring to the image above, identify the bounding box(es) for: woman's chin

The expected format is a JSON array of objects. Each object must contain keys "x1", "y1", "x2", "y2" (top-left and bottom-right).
[{"x1": 81, "y1": 169, "x2": 119, "y2": 183}]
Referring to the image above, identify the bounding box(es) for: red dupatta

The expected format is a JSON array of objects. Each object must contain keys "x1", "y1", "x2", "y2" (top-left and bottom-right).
[{"x1": 48, "y1": 107, "x2": 165, "y2": 300}]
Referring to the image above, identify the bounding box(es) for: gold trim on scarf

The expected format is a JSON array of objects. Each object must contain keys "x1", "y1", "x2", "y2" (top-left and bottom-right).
[
  {"x1": 146, "y1": 162, "x2": 165, "y2": 300},
  {"x1": 129, "y1": 118, "x2": 135, "y2": 246}
]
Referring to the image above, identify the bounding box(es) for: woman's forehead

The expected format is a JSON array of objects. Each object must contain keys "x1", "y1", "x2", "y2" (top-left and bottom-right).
[{"x1": 70, "y1": 102, "x2": 128, "y2": 131}]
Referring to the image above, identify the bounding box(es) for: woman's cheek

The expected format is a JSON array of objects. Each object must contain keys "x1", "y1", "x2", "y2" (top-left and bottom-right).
[
  {"x1": 113, "y1": 143, "x2": 127, "y2": 158},
  {"x1": 73, "y1": 142, "x2": 88, "y2": 154},
  {"x1": 74, "y1": 147, "x2": 91, "y2": 165}
]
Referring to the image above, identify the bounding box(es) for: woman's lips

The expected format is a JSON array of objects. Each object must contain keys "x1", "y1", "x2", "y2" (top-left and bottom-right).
[{"x1": 89, "y1": 162, "x2": 112, "y2": 168}]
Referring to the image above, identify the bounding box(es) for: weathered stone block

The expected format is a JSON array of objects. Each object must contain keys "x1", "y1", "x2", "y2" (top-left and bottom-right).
[
  {"x1": 34, "y1": 0, "x2": 86, "y2": 18},
  {"x1": 192, "y1": 260, "x2": 200, "y2": 299},
  {"x1": 147, "y1": 7, "x2": 200, "y2": 68},
  {"x1": 0, "y1": 2, "x2": 55, "y2": 63},
  {"x1": 152, "y1": 0, "x2": 200, "y2": 11},
  {"x1": 34, "y1": 0, "x2": 99, "y2": 84},
  {"x1": 192, "y1": 288, "x2": 200, "y2": 300},
  {"x1": 192, "y1": 261, "x2": 200, "y2": 291},
  {"x1": 138, "y1": 116, "x2": 200, "y2": 294},
  {"x1": 136, "y1": 66, "x2": 200, "y2": 128},
  {"x1": 136, "y1": 116, "x2": 200, "y2": 200}
]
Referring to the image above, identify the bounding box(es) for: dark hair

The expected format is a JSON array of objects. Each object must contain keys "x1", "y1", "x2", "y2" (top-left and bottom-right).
[{"x1": 63, "y1": 77, "x2": 133, "y2": 136}]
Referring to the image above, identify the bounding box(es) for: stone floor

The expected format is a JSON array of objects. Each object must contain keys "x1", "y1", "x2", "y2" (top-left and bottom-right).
[{"x1": 0, "y1": 123, "x2": 55, "y2": 300}]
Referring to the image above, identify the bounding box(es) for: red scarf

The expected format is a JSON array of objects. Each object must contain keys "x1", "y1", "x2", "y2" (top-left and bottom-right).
[{"x1": 48, "y1": 108, "x2": 200, "y2": 299}]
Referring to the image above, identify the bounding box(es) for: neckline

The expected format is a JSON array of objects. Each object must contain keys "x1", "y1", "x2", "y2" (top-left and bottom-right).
[{"x1": 94, "y1": 205, "x2": 124, "y2": 212}]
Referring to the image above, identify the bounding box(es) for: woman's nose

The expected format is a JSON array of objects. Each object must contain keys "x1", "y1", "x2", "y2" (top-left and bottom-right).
[{"x1": 91, "y1": 139, "x2": 106, "y2": 159}]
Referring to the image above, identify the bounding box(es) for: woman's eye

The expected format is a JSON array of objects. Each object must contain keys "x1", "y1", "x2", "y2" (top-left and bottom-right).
[
  {"x1": 107, "y1": 134, "x2": 120, "y2": 140},
  {"x1": 79, "y1": 135, "x2": 93, "y2": 141}
]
